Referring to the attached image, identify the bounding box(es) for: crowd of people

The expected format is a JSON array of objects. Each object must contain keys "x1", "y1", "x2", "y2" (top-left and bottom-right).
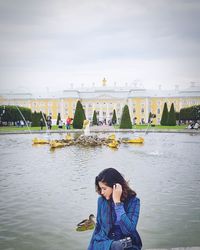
[
  {"x1": 57, "y1": 117, "x2": 72, "y2": 129},
  {"x1": 187, "y1": 121, "x2": 199, "y2": 130},
  {"x1": 38, "y1": 115, "x2": 200, "y2": 131},
  {"x1": 39, "y1": 116, "x2": 73, "y2": 130}
]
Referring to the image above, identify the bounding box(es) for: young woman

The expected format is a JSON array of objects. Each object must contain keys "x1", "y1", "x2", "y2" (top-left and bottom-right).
[{"x1": 88, "y1": 168, "x2": 142, "y2": 250}]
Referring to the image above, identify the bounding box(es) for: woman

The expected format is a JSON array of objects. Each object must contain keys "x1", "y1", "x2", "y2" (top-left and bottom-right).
[{"x1": 88, "y1": 168, "x2": 142, "y2": 250}]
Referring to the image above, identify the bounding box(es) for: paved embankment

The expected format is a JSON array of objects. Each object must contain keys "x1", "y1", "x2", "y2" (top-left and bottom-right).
[
  {"x1": 0, "y1": 127, "x2": 199, "y2": 135},
  {"x1": 146, "y1": 248, "x2": 200, "y2": 250}
]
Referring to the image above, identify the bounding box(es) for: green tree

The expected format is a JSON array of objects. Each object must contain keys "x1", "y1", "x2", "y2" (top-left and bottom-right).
[
  {"x1": 31, "y1": 111, "x2": 43, "y2": 127},
  {"x1": 180, "y1": 105, "x2": 200, "y2": 121},
  {"x1": 119, "y1": 105, "x2": 132, "y2": 129},
  {"x1": 167, "y1": 103, "x2": 176, "y2": 126},
  {"x1": 192, "y1": 105, "x2": 200, "y2": 121},
  {"x1": 92, "y1": 110, "x2": 98, "y2": 125},
  {"x1": 175, "y1": 112, "x2": 180, "y2": 123},
  {"x1": 160, "y1": 102, "x2": 168, "y2": 125},
  {"x1": 0, "y1": 105, "x2": 32, "y2": 125},
  {"x1": 56, "y1": 113, "x2": 61, "y2": 125},
  {"x1": 73, "y1": 100, "x2": 85, "y2": 129},
  {"x1": 111, "y1": 109, "x2": 117, "y2": 125},
  {"x1": 82, "y1": 108, "x2": 86, "y2": 120}
]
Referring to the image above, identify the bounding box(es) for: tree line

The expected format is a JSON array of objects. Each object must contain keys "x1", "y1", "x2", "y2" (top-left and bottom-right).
[
  {"x1": 161, "y1": 103, "x2": 200, "y2": 125},
  {"x1": 0, "y1": 105, "x2": 46, "y2": 127},
  {"x1": 1, "y1": 102, "x2": 199, "y2": 129}
]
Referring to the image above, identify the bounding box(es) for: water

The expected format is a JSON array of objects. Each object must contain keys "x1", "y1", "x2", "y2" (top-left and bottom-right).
[{"x1": 0, "y1": 132, "x2": 200, "y2": 250}]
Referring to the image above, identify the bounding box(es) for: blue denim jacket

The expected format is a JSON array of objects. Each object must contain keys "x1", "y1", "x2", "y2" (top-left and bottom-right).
[{"x1": 88, "y1": 196, "x2": 142, "y2": 250}]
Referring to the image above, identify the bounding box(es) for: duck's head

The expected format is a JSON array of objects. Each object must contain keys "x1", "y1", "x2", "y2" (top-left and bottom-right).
[{"x1": 89, "y1": 214, "x2": 95, "y2": 220}]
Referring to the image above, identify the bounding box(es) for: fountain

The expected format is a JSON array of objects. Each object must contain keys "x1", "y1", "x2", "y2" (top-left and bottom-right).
[
  {"x1": 83, "y1": 120, "x2": 90, "y2": 136},
  {"x1": 15, "y1": 106, "x2": 32, "y2": 134}
]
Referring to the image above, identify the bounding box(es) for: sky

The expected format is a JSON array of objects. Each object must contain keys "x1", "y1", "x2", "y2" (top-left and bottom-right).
[{"x1": 0, "y1": 0, "x2": 200, "y2": 93}]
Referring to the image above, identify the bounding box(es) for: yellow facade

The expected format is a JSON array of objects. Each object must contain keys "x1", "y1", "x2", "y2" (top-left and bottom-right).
[{"x1": 1, "y1": 88, "x2": 200, "y2": 125}]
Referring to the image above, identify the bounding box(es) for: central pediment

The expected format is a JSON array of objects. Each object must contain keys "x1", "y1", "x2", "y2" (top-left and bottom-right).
[{"x1": 97, "y1": 94, "x2": 116, "y2": 99}]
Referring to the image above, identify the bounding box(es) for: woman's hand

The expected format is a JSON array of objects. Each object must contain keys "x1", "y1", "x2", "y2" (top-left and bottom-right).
[{"x1": 112, "y1": 183, "x2": 122, "y2": 203}]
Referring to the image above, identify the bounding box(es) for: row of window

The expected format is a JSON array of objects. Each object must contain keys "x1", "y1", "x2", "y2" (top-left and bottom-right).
[
  {"x1": 32, "y1": 106, "x2": 163, "y2": 116},
  {"x1": 8, "y1": 100, "x2": 199, "y2": 112}
]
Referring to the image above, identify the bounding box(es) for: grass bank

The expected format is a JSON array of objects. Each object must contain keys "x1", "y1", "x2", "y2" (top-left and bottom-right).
[
  {"x1": 114, "y1": 124, "x2": 187, "y2": 130},
  {"x1": 0, "y1": 124, "x2": 187, "y2": 133}
]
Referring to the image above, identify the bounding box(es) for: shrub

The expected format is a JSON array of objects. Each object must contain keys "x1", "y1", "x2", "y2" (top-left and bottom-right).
[
  {"x1": 167, "y1": 103, "x2": 176, "y2": 126},
  {"x1": 56, "y1": 113, "x2": 61, "y2": 125},
  {"x1": 119, "y1": 105, "x2": 132, "y2": 129},
  {"x1": 160, "y1": 102, "x2": 168, "y2": 125},
  {"x1": 92, "y1": 110, "x2": 98, "y2": 125},
  {"x1": 112, "y1": 109, "x2": 117, "y2": 125},
  {"x1": 73, "y1": 100, "x2": 85, "y2": 129}
]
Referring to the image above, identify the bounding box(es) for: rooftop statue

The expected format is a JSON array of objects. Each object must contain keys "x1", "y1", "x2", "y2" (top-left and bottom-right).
[{"x1": 102, "y1": 77, "x2": 107, "y2": 86}]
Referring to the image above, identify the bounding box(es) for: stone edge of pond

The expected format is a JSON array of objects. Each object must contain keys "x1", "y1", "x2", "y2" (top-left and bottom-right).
[
  {"x1": 146, "y1": 248, "x2": 200, "y2": 250},
  {"x1": 0, "y1": 129, "x2": 200, "y2": 135}
]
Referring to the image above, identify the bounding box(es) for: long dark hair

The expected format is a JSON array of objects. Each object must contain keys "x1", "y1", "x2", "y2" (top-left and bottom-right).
[{"x1": 95, "y1": 168, "x2": 136, "y2": 201}]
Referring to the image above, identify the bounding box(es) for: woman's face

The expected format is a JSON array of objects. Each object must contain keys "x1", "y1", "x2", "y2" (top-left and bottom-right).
[{"x1": 98, "y1": 181, "x2": 113, "y2": 200}]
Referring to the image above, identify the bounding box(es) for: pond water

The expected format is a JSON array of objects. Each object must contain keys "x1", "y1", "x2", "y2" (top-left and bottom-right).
[{"x1": 0, "y1": 132, "x2": 200, "y2": 250}]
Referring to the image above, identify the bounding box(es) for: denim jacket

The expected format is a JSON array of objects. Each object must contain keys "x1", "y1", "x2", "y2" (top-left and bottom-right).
[{"x1": 88, "y1": 195, "x2": 142, "y2": 250}]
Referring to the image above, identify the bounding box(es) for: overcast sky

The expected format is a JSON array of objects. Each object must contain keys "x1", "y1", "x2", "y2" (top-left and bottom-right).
[{"x1": 0, "y1": 0, "x2": 200, "y2": 93}]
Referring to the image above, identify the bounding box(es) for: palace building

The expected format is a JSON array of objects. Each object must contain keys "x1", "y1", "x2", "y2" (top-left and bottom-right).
[{"x1": 0, "y1": 80, "x2": 200, "y2": 125}]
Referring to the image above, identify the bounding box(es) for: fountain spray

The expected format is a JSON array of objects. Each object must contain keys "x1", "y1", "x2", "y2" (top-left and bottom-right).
[{"x1": 15, "y1": 106, "x2": 32, "y2": 134}]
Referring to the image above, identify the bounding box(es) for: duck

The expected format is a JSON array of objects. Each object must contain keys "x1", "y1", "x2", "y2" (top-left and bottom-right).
[
  {"x1": 76, "y1": 214, "x2": 95, "y2": 232},
  {"x1": 107, "y1": 134, "x2": 116, "y2": 140}
]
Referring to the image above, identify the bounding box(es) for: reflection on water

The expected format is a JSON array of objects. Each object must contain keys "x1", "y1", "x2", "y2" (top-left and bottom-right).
[{"x1": 0, "y1": 132, "x2": 200, "y2": 250}]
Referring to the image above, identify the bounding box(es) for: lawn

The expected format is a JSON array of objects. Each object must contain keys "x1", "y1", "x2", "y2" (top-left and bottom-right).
[
  {"x1": 0, "y1": 125, "x2": 69, "y2": 132},
  {"x1": 132, "y1": 124, "x2": 187, "y2": 130},
  {"x1": 0, "y1": 124, "x2": 187, "y2": 132}
]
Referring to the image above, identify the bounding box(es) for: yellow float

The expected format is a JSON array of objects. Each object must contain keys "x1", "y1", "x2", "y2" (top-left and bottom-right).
[
  {"x1": 107, "y1": 140, "x2": 119, "y2": 148},
  {"x1": 107, "y1": 134, "x2": 116, "y2": 140},
  {"x1": 32, "y1": 138, "x2": 49, "y2": 144},
  {"x1": 50, "y1": 140, "x2": 66, "y2": 148},
  {"x1": 123, "y1": 137, "x2": 144, "y2": 144}
]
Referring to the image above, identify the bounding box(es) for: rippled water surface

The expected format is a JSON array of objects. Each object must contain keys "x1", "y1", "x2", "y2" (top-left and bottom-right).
[{"x1": 0, "y1": 132, "x2": 200, "y2": 250}]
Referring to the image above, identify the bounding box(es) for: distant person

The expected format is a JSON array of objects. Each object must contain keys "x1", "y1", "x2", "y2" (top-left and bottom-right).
[
  {"x1": 40, "y1": 118, "x2": 44, "y2": 130},
  {"x1": 187, "y1": 121, "x2": 194, "y2": 129},
  {"x1": 194, "y1": 122, "x2": 199, "y2": 130},
  {"x1": 20, "y1": 120, "x2": 24, "y2": 127},
  {"x1": 58, "y1": 120, "x2": 63, "y2": 129},
  {"x1": 47, "y1": 118, "x2": 52, "y2": 130},
  {"x1": 66, "y1": 117, "x2": 71, "y2": 129},
  {"x1": 88, "y1": 168, "x2": 142, "y2": 250}
]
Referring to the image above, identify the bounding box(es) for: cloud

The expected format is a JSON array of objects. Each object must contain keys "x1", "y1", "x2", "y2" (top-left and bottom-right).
[{"x1": 0, "y1": 0, "x2": 200, "y2": 92}]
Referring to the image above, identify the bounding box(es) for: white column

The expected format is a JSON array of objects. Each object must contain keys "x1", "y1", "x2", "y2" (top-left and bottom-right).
[
  {"x1": 119, "y1": 101, "x2": 124, "y2": 123},
  {"x1": 145, "y1": 97, "x2": 150, "y2": 123},
  {"x1": 61, "y1": 99, "x2": 64, "y2": 120},
  {"x1": 85, "y1": 103, "x2": 88, "y2": 119},
  {"x1": 106, "y1": 103, "x2": 110, "y2": 122},
  {"x1": 179, "y1": 98, "x2": 182, "y2": 110},
  {"x1": 128, "y1": 98, "x2": 132, "y2": 121},
  {"x1": 99, "y1": 103, "x2": 103, "y2": 122},
  {"x1": 92, "y1": 103, "x2": 95, "y2": 117}
]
